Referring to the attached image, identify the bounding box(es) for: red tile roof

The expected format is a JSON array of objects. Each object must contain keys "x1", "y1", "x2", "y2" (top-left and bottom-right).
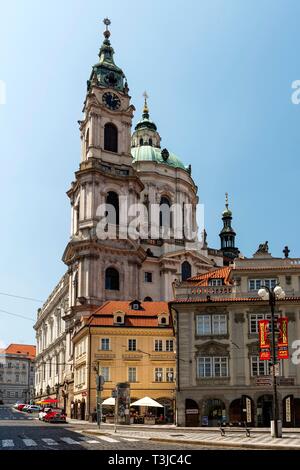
[
  {"x1": 188, "y1": 267, "x2": 232, "y2": 286},
  {"x1": 83, "y1": 301, "x2": 170, "y2": 328},
  {"x1": 94, "y1": 301, "x2": 168, "y2": 316},
  {"x1": 5, "y1": 343, "x2": 36, "y2": 359}
]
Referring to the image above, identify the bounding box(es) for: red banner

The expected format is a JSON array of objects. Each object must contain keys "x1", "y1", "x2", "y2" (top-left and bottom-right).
[
  {"x1": 258, "y1": 320, "x2": 271, "y2": 360},
  {"x1": 278, "y1": 317, "x2": 289, "y2": 359}
]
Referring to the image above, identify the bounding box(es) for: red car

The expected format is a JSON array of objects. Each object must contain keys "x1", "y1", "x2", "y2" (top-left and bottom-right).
[
  {"x1": 17, "y1": 404, "x2": 26, "y2": 411},
  {"x1": 43, "y1": 410, "x2": 67, "y2": 423}
]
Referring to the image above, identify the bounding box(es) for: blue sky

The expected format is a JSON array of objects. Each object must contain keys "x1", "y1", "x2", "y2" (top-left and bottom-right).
[{"x1": 0, "y1": 0, "x2": 300, "y2": 346}]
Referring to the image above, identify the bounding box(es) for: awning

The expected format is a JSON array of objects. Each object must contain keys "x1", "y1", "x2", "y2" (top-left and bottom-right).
[
  {"x1": 102, "y1": 397, "x2": 115, "y2": 406},
  {"x1": 130, "y1": 396, "x2": 163, "y2": 407}
]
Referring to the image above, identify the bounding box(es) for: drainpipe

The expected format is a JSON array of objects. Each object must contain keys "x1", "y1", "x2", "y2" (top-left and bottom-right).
[
  {"x1": 87, "y1": 325, "x2": 91, "y2": 421},
  {"x1": 170, "y1": 305, "x2": 179, "y2": 426}
]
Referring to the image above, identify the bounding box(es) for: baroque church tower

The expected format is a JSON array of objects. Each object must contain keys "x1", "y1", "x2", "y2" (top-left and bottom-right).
[
  {"x1": 63, "y1": 19, "x2": 222, "y2": 315},
  {"x1": 63, "y1": 19, "x2": 145, "y2": 313}
]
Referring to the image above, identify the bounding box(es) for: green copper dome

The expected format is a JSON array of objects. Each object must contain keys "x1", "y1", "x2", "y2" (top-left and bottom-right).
[{"x1": 131, "y1": 146, "x2": 187, "y2": 170}]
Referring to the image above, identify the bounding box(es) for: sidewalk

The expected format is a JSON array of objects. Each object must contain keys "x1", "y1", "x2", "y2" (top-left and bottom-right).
[
  {"x1": 68, "y1": 419, "x2": 300, "y2": 434},
  {"x1": 79, "y1": 425, "x2": 300, "y2": 450}
]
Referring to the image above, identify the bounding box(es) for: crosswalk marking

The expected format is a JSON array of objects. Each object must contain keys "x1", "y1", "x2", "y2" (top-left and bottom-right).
[
  {"x1": 86, "y1": 440, "x2": 100, "y2": 443},
  {"x1": 23, "y1": 439, "x2": 37, "y2": 447},
  {"x1": 41, "y1": 438, "x2": 59, "y2": 446},
  {"x1": 122, "y1": 438, "x2": 140, "y2": 442},
  {"x1": 60, "y1": 437, "x2": 81, "y2": 445},
  {"x1": 97, "y1": 436, "x2": 119, "y2": 443},
  {"x1": 2, "y1": 440, "x2": 14, "y2": 447}
]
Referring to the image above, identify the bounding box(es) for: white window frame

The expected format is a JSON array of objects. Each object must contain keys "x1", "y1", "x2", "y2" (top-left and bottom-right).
[
  {"x1": 154, "y1": 367, "x2": 163, "y2": 382},
  {"x1": 249, "y1": 279, "x2": 277, "y2": 291},
  {"x1": 196, "y1": 314, "x2": 227, "y2": 336},
  {"x1": 197, "y1": 356, "x2": 229, "y2": 378},
  {"x1": 128, "y1": 367, "x2": 137, "y2": 383},
  {"x1": 165, "y1": 340, "x2": 174, "y2": 352},
  {"x1": 128, "y1": 339, "x2": 137, "y2": 351},
  {"x1": 154, "y1": 339, "x2": 163, "y2": 352},
  {"x1": 166, "y1": 367, "x2": 174, "y2": 382},
  {"x1": 208, "y1": 279, "x2": 223, "y2": 286},
  {"x1": 249, "y1": 313, "x2": 279, "y2": 334},
  {"x1": 101, "y1": 338, "x2": 110, "y2": 351}
]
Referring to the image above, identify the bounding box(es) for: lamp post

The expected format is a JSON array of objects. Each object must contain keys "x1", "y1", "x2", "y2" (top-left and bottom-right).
[
  {"x1": 258, "y1": 284, "x2": 285, "y2": 438},
  {"x1": 55, "y1": 383, "x2": 60, "y2": 407}
]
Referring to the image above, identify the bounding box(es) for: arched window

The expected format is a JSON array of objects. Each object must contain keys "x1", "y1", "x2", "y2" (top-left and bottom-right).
[
  {"x1": 116, "y1": 316, "x2": 122, "y2": 323},
  {"x1": 181, "y1": 261, "x2": 192, "y2": 281},
  {"x1": 144, "y1": 296, "x2": 153, "y2": 302},
  {"x1": 104, "y1": 123, "x2": 118, "y2": 152},
  {"x1": 106, "y1": 191, "x2": 119, "y2": 225},
  {"x1": 160, "y1": 317, "x2": 166, "y2": 324},
  {"x1": 149, "y1": 138, "x2": 153, "y2": 146},
  {"x1": 139, "y1": 138, "x2": 144, "y2": 146},
  {"x1": 105, "y1": 267, "x2": 119, "y2": 290},
  {"x1": 160, "y1": 196, "x2": 172, "y2": 233}
]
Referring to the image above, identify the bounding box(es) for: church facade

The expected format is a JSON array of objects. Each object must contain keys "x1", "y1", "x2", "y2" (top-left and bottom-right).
[{"x1": 34, "y1": 20, "x2": 227, "y2": 416}]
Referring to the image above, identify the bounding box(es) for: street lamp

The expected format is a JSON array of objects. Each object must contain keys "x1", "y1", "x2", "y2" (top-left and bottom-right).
[{"x1": 258, "y1": 284, "x2": 285, "y2": 438}]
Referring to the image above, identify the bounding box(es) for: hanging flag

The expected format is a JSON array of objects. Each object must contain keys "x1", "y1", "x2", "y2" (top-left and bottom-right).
[
  {"x1": 258, "y1": 319, "x2": 271, "y2": 360},
  {"x1": 278, "y1": 317, "x2": 289, "y2": 359}
]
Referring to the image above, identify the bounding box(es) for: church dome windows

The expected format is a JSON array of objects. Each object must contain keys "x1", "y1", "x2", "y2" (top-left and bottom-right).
[
  {"x1": 105, "y1": 267, "x2": 120, "y2": 290},
  {"x1": 149, "y1": 138, "x2": 153, "y2": 146},
  {"x1": 139, "y1": 138, "x2": 144, "y2": 146},
  {"x1": 104, "y1": 123, "x2": 118, "y2": 153}
]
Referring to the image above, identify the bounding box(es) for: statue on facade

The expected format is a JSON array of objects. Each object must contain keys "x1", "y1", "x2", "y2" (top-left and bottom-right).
[{"x1": 256, "y1": 241, "x2": 269, "y2": 253}]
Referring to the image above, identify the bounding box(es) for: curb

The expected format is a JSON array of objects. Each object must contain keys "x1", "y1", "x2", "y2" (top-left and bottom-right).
[{"x1": 82, "y1": 430, "x2": 300, "y2": 450}]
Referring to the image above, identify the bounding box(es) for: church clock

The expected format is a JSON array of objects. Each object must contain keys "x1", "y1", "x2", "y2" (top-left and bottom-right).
[{"x1": 102, "y1": 92, "x2": 121, "y2": 110}]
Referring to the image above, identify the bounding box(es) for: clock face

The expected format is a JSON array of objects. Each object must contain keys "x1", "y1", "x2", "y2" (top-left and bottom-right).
[{"x1": 102, "y1": 92, "x2": 121, "y2": 111}]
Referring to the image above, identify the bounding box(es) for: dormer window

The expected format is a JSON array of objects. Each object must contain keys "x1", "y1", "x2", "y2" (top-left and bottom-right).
[
  {"x1": 158, "y1": 313, "x2": 169, "y2": 326},
  {"x1": 113, "y1": 311, "x2": 125, "y2": 325},
  {"x1": 130, "y1": 300, "x2": 142, "y2": 311},
  {"x1": 208, "y1": 279, "x2": 223, "y2": 287}
]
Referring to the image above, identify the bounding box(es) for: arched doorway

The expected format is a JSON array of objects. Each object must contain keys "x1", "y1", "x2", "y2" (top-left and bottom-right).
[
  {"x1": 185, "y1": 399, "x2": 199, "y2": 427},
  {"x1": 229, "y1": 396, "x2": 254, "y2": 425},
  {"x1": 202, "y1": 398, "x2": 226, "y2": 426},
  {"x1": 257, "y1": 395, "x2": 273, "y2": 427},
  {"x1": 157, "y1": 397, "x2": 174, "y2": 423}
]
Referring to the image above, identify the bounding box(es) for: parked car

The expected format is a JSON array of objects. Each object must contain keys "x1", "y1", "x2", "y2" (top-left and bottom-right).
[
  {"x1": 22, "y1": 405, "x2": 31, "y2": 412},
  {"x1": 43, "y1": 410, "x2": 67, "y2": 423},
  {"x1": 17, "y1": 404, "x2": 27, "y2": 411},
  {"x1": 25, "y1": 405, "x2": 41, "y2": 413},
  {"x1": 14, "y1": 402, "x2": 23, "y2": 409},
  {"x1": 38, "y1": 407, "x2": 53, "y2": 421}
]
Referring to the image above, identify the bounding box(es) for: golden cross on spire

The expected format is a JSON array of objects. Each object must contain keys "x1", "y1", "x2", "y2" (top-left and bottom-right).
[
  {"x1": 103, "y1": 18, "x2": 111, "y2": 30},
  {"x1": 143, "y1": 91, "x2": 149, "y2": 114},
  {"x1": 103, "y1": 18, "x2": 111, "y2": 38},
  {"x1": 225, "y1": 192, "x2": 229, "y2": 209}
]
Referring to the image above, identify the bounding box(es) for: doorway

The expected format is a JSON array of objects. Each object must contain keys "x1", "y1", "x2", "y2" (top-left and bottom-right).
[{"x1": 257, "y1": 395, "x2": 273, "y2": 426}]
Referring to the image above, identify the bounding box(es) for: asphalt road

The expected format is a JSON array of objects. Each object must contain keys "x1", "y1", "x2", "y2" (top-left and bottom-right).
[{"x1": 0, "y1": 406, "x2": 226, "y2": 450}]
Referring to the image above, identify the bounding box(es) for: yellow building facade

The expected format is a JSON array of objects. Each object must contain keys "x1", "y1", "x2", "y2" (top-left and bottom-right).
[{"x1": 72, "y1": 300, "x2": 176, "y2": 422}]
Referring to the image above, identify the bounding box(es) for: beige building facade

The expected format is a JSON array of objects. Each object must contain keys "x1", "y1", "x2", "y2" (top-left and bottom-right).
[
  {"x1": 72, "y1": 300, "x2": 175, "y2": 422},
  {"x1": 171, "y1": 246, "x2": 300, "y2": 427}
]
